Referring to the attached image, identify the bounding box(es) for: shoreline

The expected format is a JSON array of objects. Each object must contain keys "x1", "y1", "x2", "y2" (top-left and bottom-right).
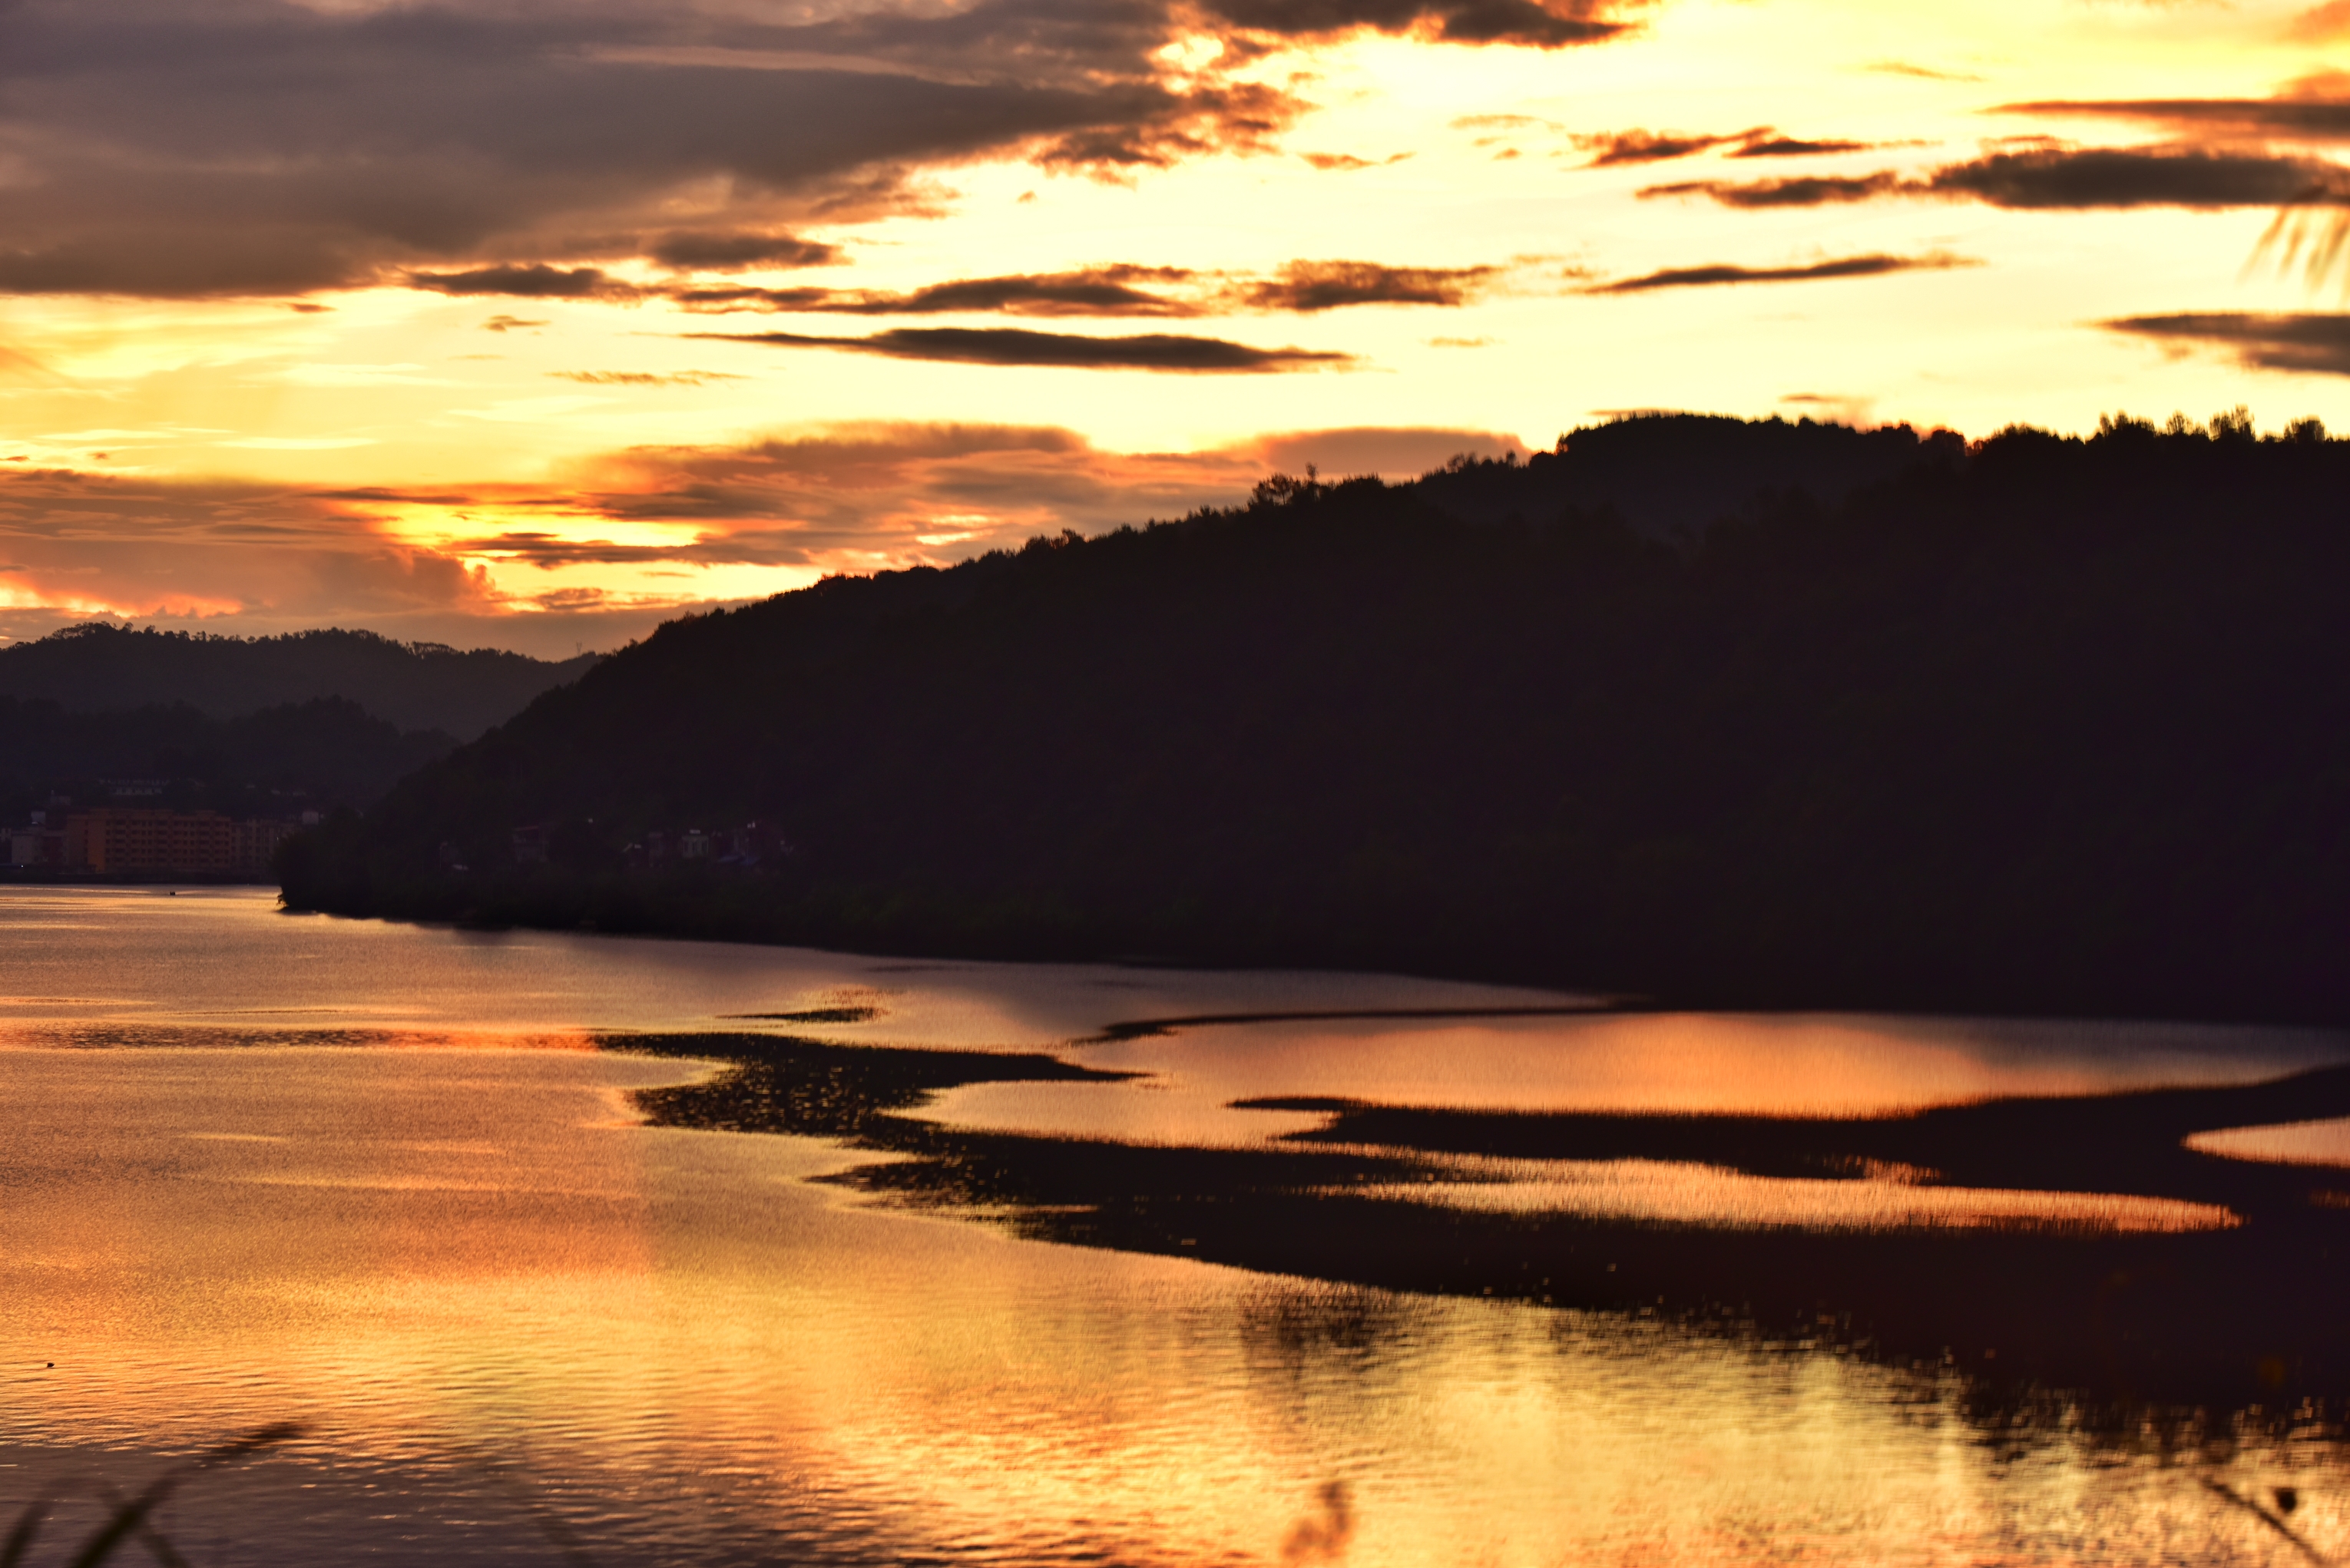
[
  {"x1": 615, "y1": 1030, "x2": 2350, "y2": 1418},
  {"x1": 0, "y1": 868, "x2": 278, "y2": 886},
  {"x1": 274, "y1": 874, "x2": 2350, "y2": 1032}
]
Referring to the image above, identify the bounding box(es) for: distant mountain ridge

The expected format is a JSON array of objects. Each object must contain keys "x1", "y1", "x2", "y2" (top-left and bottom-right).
[
  {"x1": 0, "y1": 624, "x2": 601, "y2": 742},
  {"x1": 2, "y1": 696, "x2": 456, "y2": 818},
  {"x1": 280, "y1": 412, "x2": 2350, "y2": 1024}
]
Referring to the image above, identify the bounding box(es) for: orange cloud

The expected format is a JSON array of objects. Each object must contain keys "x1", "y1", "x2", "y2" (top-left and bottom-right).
[
  {"x1": 0, "y1": 0, "x2": 1647, "y2": 302},
  {"x1": 0, "y1": 467, "x2": 498, "y2": 627},
  {"x1": 0, "y1": 423, "x2": 1529, "y2": 654}
]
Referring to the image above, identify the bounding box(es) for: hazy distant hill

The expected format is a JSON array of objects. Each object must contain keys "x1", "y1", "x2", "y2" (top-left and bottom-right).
[
  {"x1": 0, "y1": 624, "x2": 601, "y2": 741},
  {"x1": 279, "y1": 414, "x2": 2350, "y2": 1025},
  {"x1": 0, "y1": 696, "x2": 456, "y2": 817}
]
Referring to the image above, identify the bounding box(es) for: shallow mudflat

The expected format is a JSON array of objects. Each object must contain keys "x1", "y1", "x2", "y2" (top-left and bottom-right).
[{"x1": 4, "y1": 886, "x2": 2345, "y2": 1566}]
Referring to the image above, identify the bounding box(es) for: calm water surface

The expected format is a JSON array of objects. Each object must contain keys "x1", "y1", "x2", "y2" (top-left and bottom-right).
[{"x1": 3, "y1": 887, "x2": 2345, "y2": 1565}]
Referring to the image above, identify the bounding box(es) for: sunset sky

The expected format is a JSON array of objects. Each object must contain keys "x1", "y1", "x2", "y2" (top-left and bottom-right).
[{"x1": 5, "y1": 0, "x2": 2350, "y2": 655}]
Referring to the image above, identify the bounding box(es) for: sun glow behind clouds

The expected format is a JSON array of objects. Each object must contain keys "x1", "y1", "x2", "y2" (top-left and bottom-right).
[
  {"x1": 356, "y1": 501, "x2": 826, "y2": 617},
  {"x1": 0, "y1": 578, "x2": 244, "y2": 620},
  {"x1": 4, "y1": 0, "x2": 2350, "y2": 647}
]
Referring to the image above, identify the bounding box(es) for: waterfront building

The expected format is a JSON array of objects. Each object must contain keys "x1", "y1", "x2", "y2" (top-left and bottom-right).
[{"x1": 62, "y1": 809, "x2": 236, "y2": 873}]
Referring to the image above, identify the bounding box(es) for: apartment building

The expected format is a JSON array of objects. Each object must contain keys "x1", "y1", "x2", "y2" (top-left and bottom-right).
[{"x1": 65, "y1": 809, "x2": 237, "y2": 873}]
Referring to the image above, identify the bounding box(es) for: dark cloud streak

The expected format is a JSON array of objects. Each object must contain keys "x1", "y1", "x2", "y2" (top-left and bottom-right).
[
  {"x1": 1575, "y1": 128, "x2": 1762, "y2": 166},
  {"x1": 1729, "y1": 136, "x2": 1871, "y2": 158},
  {"x1": 1588, "y1": 253, "x2": 1974, "y2": 293},
  {"x1": 647, "y1": 232, "x2": 842, "y2": 270},
  {"x1": 683, "y1": 326, "x2": 1352, "y2": 372},
  {"x1": 786, "y1": 266, "x2": 1204, "y2": 319},
  {"x1": 1646, "y1": 147, "x2": 2350, "y2": 210},
  {"x1": 1642, "y1": 173, "x2": 1905, "y2": 207},
  {"x1": 0, "y1": 0, "x2": 1644, "y2": 299},
  {"x1": 1928, "y1": 147, "x2": 2349, "y2": 209},
  {"x1": 1576, "y1": 125, "x2": 1882, "y2": 167},
  {"x1": 2104, "y1": 313, "x2": 2350, "y2": 375},
  {"x1": 408, "y1": 265, "x2": 642, "y2": 299},
  {"x1": 664, "y1": 260, "x2": 1498, "y2": 316},
  {"x1": 1236, "y1": 260, "x2": 1497, "y2": 310},
  {"x1": 1999, "y1": 94, "x2": 2350, "y2": 143},
  {"x1": 1205, "y1": 0, "x2": 1627, "y2": 47}
]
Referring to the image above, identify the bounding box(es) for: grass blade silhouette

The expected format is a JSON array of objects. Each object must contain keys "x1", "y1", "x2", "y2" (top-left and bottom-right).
[
  {"x1": 2199, "y1": 1478, "x2": 2332, "y2": 1566},
  {"x1": 28, "y1": 1423, "x2": 305, "y2": 1568},
  {"x1": 2, "y1": 1497, "x2": 51, "y2": 1568}
]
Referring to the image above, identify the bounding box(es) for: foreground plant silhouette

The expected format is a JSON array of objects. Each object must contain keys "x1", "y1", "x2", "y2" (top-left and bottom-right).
[{"x1": 1, "y1": 1423, "x2": 301, "y2": 1568}]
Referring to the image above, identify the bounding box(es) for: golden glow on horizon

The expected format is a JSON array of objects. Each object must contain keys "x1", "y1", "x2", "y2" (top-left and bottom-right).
[{"x1": 6, "y1": 0, "x2": 2350, "y2": 646}]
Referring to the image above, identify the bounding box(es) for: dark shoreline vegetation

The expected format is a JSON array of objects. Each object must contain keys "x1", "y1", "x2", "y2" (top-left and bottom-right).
[
  {"x1": 610, "y1": 1027, "x2": 2350, "y2": 1424},
  {"x1": 278, "y1": 410, "x2": 2350, "y2": 1025}
]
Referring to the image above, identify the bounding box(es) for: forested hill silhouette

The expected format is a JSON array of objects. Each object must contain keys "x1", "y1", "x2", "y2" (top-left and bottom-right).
[
  {"x1": 280, "y1": 412, "x2": 2350, "y2": 1024},
  {"x1": 2, "y1": 696, "x2": 457, "y2": 817},
  {"x1": 1410, "y1": 411, "x2": 1958, "y2": 540},
  {"x1": 0, "y1": 624, "x2": 601, "y2": 740}
]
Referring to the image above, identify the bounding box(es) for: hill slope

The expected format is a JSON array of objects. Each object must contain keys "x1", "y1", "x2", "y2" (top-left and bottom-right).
[
  {"x1": 1, "y1": 696, "x2": 457, "y2": 819},
  {"x1": 0, "y1": 624, "x2": 601, "y2": 740},
  {"x1": 279, "y1": 415, "x2": 2350, "y2": 1024}
]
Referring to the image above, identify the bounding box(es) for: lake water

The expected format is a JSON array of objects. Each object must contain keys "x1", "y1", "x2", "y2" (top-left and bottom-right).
[{"x1": 3, "y1": 885, "x2": 2345, "y2": 1566}]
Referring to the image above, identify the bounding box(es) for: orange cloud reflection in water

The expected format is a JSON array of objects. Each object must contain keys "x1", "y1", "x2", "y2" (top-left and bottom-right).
[
  {"x1": 1340, "y1": 1156, "x2": 2239, "y2": 1233},
  {"x1": 922, "y1": 1009, "x2": 2350, "y2": 1156},
  {"x1": 1102, "y1": 1010, "x2": 2338, "y2": 1116},
  {"x1": 3, "y1": 1043, "x2": 2339, "y2": 1567},
  {"x1": 2187, "y1": 1116, "x2": 2350, "y2": 1169}
]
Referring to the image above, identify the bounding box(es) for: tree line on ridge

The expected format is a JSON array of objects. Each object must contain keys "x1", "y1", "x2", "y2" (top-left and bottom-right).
[{"x1": 276, "y1": 412, "x2": 2350, "y2": 1025}]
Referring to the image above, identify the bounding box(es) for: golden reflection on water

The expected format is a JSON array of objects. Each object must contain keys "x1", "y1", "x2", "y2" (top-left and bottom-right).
[
  {"x1": 1339, "y1": 1156, "x2": 2240, "y2": 1233},
  {"x1": 918, "y1": 1012, "x2": 2350, "y2": 1243},
  {"x1": 2187, "y1": 1117, "x2": 2350, "y2": 1169},
  {"x1": 5, "y1": 888, "x2": 2348, "y2": 1564},
  {"x1": 0, "y1": 885, "x2": 1578, "y2": 1044},
  {"x1": 1039, "y1": 1011, "x2": 2350, "y2": 1123},
  {"x1": 2, "y1": 1043, "x2": 2341, "y2": 1566}
]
